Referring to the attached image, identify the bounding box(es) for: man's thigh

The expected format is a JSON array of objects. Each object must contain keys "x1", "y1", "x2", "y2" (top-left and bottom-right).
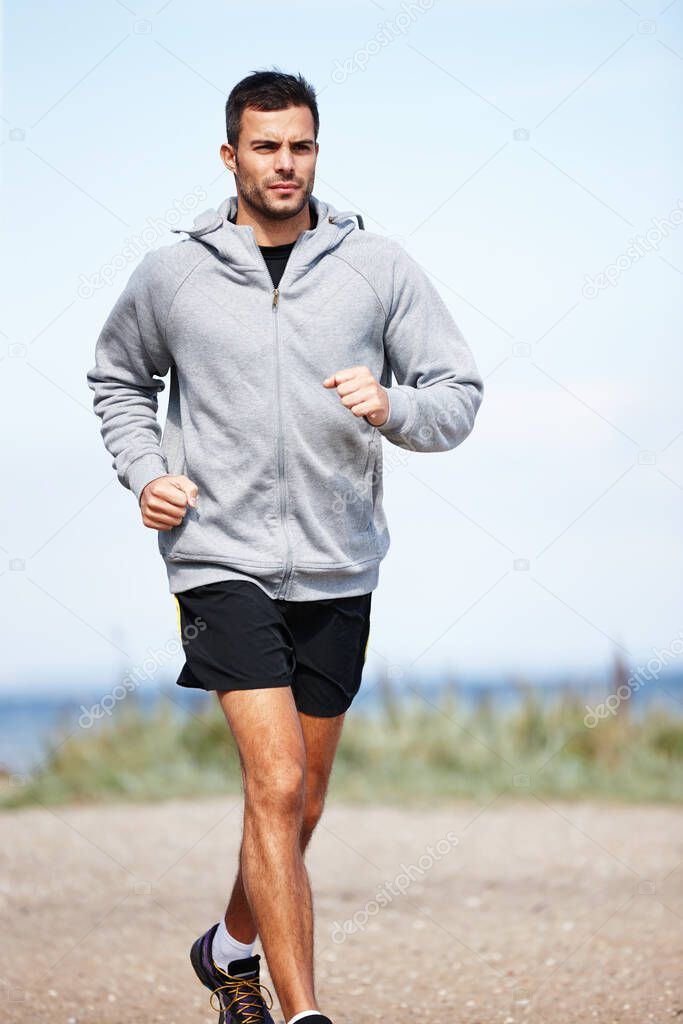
[
  {"x1": 217, "y1": 685, "x2": 307, "y2": 784},
  {"x1": 298, "y1": 710, "x2": 346, "y2": 800},
  {"x1": 215, "y1": 689, "x2": 346, "y2": 804}
]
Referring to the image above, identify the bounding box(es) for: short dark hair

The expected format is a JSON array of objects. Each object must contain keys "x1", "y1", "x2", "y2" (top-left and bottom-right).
[{"x1": 225, "y1": 68, "x2": 319, "y2": 150}]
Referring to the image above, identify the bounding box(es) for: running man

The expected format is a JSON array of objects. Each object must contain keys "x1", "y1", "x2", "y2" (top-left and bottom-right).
[{"x1": 86, "y1": 68, "x2": 483, "y2": 1024}]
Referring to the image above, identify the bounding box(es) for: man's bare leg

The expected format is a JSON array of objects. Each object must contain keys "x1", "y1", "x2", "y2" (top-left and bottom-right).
[
  {"x1": 216, "y1": 687, "x2": 345, "y2": 1022},
  {"x1": 220, "y1": 709, "x2": 346, "y2": 946}
]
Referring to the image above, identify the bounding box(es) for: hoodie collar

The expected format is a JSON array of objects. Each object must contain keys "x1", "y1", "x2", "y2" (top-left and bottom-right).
[{"x1": 170, "y1": 193, "x2": 363, "y2": 270}]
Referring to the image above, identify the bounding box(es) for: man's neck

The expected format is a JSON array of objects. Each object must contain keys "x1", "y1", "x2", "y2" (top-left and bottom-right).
[{"x1": 231, "y1": 196, "x2": 314, "y2": 246}]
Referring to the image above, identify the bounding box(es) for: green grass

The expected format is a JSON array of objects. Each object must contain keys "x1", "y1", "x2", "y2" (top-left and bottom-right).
[{"x1": 2, "y1": 682, "x2": 682, "y2": 809}]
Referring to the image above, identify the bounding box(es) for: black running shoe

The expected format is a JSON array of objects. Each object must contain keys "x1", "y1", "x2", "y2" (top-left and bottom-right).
[
  {"x1": 190, "y1": 922, "x2": 275, "y2": 1024},
  {"x1": 288, "y1": 1017, "x2": 333, "y2": 1024}
]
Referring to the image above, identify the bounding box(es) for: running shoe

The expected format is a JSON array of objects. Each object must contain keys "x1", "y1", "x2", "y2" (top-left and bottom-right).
[{"x1": 190, "y1": 922, "x2": 276, "y2": 1024}]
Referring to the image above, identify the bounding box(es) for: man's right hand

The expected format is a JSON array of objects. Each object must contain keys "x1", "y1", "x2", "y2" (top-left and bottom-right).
[{"x1": 139, "y1": 474, "x2": 199, "y2": 531}]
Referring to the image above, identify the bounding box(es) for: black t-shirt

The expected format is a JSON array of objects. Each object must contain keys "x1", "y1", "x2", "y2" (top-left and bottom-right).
[
  {"x1": 257, "y1": 239, "x2": 297, "y2": 289},
  {"x1": 229, "y1": 203, "x2": 318, "y2": 289}
]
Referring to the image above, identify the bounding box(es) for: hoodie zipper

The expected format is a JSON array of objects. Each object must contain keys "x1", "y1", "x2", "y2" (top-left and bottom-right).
[
  {"x1": 249, "y1": 234, "x2": 307, "y2": 601},
  {"x1": 271, "y1": 283, "x2": 295, "y2": 599}
]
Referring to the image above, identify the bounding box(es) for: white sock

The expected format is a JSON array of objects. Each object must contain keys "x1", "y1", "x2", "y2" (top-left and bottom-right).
[
  {"x1": 287, "y1": 1013, "x2": 321, "y2": 1024},
  {"x1": 211, "y1": 919, "x2": 256, "y2": 970}
]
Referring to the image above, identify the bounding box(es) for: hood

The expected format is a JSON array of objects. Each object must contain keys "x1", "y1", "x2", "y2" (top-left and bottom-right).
[{"x1": 170, "y1": 193, "x2": 364, "y2": 269}]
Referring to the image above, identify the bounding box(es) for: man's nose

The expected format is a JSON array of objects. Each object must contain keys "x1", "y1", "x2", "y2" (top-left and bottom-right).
[{"x1": 274, "y1": 146, "x2": 295, "y2": 174}]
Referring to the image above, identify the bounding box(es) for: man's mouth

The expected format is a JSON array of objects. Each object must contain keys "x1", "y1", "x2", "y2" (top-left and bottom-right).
[{"x1": 269, "y1": 183, "x2": 299, "y2": 193}]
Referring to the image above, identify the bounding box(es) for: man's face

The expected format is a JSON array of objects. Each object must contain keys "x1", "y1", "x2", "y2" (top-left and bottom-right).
[{"x1": 225, "y1": 104, "x2": 318, "y2": 221}]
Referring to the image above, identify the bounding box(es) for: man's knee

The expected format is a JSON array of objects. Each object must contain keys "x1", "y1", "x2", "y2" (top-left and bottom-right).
[{"x1": 244, "y1": 760, "x2": 307, "y2": 819}]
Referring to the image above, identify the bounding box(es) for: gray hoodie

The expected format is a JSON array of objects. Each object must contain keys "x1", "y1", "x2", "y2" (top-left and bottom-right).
[{"x1": 86, "y1": 193, "x2": 483, "y2": 600}]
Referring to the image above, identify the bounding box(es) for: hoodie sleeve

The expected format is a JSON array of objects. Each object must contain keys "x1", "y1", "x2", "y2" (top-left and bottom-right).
[
  {"x1": 375, "y1": 244, "x2": 484, "y2": 452},
  {"x1": 86, "y1": 251, "x2": 173, "y2": 504}
]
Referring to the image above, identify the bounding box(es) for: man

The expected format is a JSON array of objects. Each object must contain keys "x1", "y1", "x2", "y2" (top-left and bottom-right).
[{"x1": 87, "y1": 68, "x2": 483, "y2": 1024}]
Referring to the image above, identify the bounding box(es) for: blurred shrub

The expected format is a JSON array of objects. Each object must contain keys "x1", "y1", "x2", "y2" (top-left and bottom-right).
[{"x1": 2, "y1": 684, "x2": 682, "y2": 809}]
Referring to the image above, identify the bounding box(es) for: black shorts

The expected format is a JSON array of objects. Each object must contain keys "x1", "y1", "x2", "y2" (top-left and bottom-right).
[{"x1": 172, "y1": 579, "x2": 372, "y2": 718}]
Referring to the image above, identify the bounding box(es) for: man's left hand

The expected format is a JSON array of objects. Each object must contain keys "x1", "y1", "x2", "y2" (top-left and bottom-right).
[{"x1": 322, "y1": 365, "x2": 389, "y2": 427}]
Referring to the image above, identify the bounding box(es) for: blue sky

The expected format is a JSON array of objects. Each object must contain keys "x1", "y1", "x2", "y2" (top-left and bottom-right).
[{"x1": 1, "y1": 0, "x2": 682, "y2": 693}]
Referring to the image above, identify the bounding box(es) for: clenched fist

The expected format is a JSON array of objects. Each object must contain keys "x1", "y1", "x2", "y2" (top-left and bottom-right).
[
  {"x1": 322, "y1": 365, "x2": 389, "y2": 426},
  {"x1": 139, "y1": 474, "x2": 199, "y2": 531}
]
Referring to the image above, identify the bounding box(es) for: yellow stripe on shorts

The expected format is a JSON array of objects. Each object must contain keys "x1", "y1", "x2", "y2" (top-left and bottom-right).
[{"x1": 173, "y1": 594, "x2": 182, "y2": 637}]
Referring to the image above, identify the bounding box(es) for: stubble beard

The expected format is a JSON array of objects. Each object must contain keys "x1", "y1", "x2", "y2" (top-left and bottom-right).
[{"x1": 235, "y1": 157, "x2": 314, "y2": 223}]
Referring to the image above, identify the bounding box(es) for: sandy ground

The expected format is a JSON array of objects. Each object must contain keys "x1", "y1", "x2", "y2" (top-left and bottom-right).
[{"x1": 0, "y1": 797, "x2": 682, "y2": 1024}]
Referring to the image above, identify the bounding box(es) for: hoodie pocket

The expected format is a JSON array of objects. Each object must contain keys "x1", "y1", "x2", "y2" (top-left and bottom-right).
[
  {"x1": 365, "y1": 431, "x2": 382, "y2": 556},
  {"x1": 360, "y1": 428, "x2": 379, "y2": 514},
  {"x1": 333, "y1": 432, "x2": 377, "y2": 531},
  {"x1": 288, "y1": 428, "x2": 382, "y2": 569},
  {"x1": 156, "y1": 438, "x2": 283, "y2": 569}
]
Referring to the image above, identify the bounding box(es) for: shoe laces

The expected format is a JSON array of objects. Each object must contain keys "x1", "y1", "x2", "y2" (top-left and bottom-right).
[{"x1": 209, "y1": 961, "x2": 274, "y2": 1023}]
